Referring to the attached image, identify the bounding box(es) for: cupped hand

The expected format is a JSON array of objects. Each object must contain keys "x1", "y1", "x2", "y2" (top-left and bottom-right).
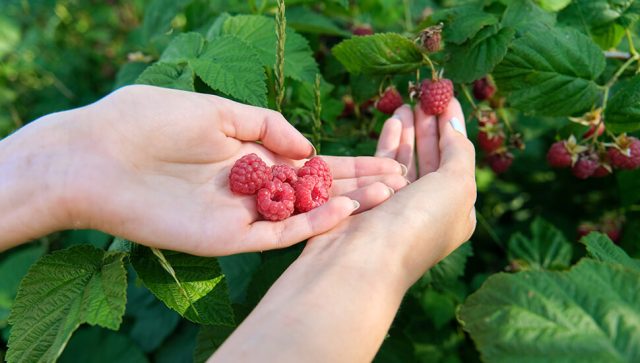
[
  {"x1": 301, "y1": 99, "x2": 477, "y2": 289},
  {"x1": 60, "y1": 85, "x2": 407, "y2": 256}
]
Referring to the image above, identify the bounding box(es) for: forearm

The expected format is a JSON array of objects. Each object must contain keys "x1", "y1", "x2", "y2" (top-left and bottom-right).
[{"x1": 211, "y1": 235, "x2": 408, "y2": 363}]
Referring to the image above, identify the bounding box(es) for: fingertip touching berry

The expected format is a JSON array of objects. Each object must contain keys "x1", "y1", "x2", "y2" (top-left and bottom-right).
[
  {"x1": 298, "y1": 156, "x2": 333, "y2": 188},
  {"x1": 546, "y1": 141, "x2": 572, "y2": 168},
  {"x1": 271, "y1": 164, "x2": 298, "y2": 184},
  {"x1": 571, "y1": 153, "x2": 599, "y2": 179},
  {"x1": 294, "y1": 175, "x2": 329, "y2": 213},
  {"x1": 229, "y1": 153, "x2": 272, "y2": 195},
  {"x1": 487, "y1": 151, "x2": 513, "y2": 174},
  {"x1": 473, "y1": 77, "x2": 495, "y2": 101},
  {"x1": 420, "y1": 78, "x2": 453, "y2": 116},
  {"x1": 375, "y1": 87, "x2": 404, "y2": 115},
  {"x1": 256, "y1": 179, "x2": 296, "y2": 221},
  {"x1": 607, "y1": 136, "x2": 640, "y2": 170}
]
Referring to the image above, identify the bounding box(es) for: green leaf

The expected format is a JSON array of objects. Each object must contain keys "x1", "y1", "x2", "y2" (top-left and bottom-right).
[
  {"x1": 332, "y1": 33, "x2": 424, "y2": 75},
  {"x1": 0, "y1": 246, "x2": 45, "y2": 328},
  {"x1": 154, "y1": 322, "x2": 199, "y2": 363},
  {"x1": 617, "y1": 168, "x2": 640, "y2": 207},
  {"x1": 434, "y1": 6, "x2": 499, "y2": 45},
  {"x1": 501, "y1": 0, "x2": 556, "y2": 30},
  {"x1": 246, "y1": 249, "x2": 300, "y2": 305},
  {"x1": 6, "y1": 246, "x2": 127, "y2": 363},
  {"x1": 580, "y1": 232, "x2": 640, "y2": 271},
  {"x1": 222, "y1": 15, "x2": 319, "y2": 82},
  {"x1": 217, "y1": 253, "x2": 261, "y2": 304},
  {"x1": 592, "y1": 22, "x2": 626, "y2": 50},
  {"x1": 534, "y1": 0, "x2": 571, "y2": 12},
  {"x1": 420, "y1": 290, "x2": 457, "y2": 329},
  {"x1": 142, "y1": 0, "x2": 192, "y2": 41},
  {"x1": 191, "y1": 35, "x2": 267, "y2": 107},
  {"x1": 0, "y1": 16, "x2": 20, "y2": 59},
  {"x1": 493, "y1": 25, "x2": 606, "y2": 116},
  {"x1": 422, "y1": 242, "x2": 473, "y2": 289},
  {"x1": 114, "y1": 62, "x2": 148, "y2": 90},
  {"x1": 507, "y1": 217, "x2": 573, "y2": 270},
  {"x1": 160, "y1": 32, "x2": 205, "y2": 63},
  {"x1": 130, "y1": 246, "x2": 234, "y2": 326},
  {"x1": 58, "y1": 326, "x2": 148, "y2": 363},
  {"x1": 136, "y1": 62, "x2": 195, "y2": 91},
  {"x1": 446, "y1": 26, "x2": 515, "y2": 83},
  {"x1": 193, "y1": 324, "x2": 235, "y2": 363},
  {"x1": 287, "y1": 7, "x2": 350, "y2": 36},
  {"x1": 459, "y1": 259, "x2": 640, "y2": 362},
  {"x1": 605, "y1": 75, "x2": 640, "y2": 133}
]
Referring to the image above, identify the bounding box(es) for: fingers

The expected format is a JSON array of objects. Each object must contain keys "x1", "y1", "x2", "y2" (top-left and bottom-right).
[
  {"x1": 340, "y1": 182, "x2": 395, "y2": 213},
  {"x1": 218, "y1": 98, "x2": 314, "y2": 160},
  {"x1": 320, "y1": 156, "x2": 406, "y2": 179},
  {"x1": 236, "y1": 197, "x2": 357, "y2": 252},
  {"x1": 393, "y1": 105, "x2": 417, "y2": 181},
  {"x1": 375, "y1": 118, "x2": 402, "y2": 159},
  {"x1": 331, "y1": 174, "x2": 409, "y2": 196},
  {"x1": 415, "y1": 105, "x2": 440, "y2": 177},
  {"x1": 436, "y1": 98, "x2": 475, "y2": 176}
]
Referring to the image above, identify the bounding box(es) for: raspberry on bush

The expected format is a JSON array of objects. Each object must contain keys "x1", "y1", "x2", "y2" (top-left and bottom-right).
[
  {"x1": 376, "y1": 86, "x2": 403, "y2": 115},
  {"x1": 229, "y1": 153, "x2": 272, "y2": 195},
  {"x1": 420, "y1": 78, "x2": 453, "y2": 116}
]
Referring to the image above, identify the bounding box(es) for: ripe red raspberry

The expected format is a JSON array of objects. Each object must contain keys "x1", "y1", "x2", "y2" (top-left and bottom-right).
[
  {"x1": 298, "y1": 156, "x2": 332, "y2": 188},
  {"x1": 352, "y1": 25, "x2": 373, "y2": 36},
  {"x1": 420, "y1": 78, "x2": 453, "y2": 116},
  {"x1": 256, "y1": 179, "x2": 295, "y2": 221},
  {"x1": 271, "y1": 164, "x2": 298, "y2": 184},
  {"x1": 577, "y1": 222, "x2": 597, "y2": 239},
  {"x1": 229, "y1": 153, "x2": 272, "y2": 195},
  {"x1": 607, "y1": 136, "x2": 640, "y2": 170},
  {"x1": 473, "y1": 77, "x2": 496, "y2": 101},
  {"x1": 478, "y1": 129, "x2": 505, "y2": 153},
  {"x1": 294, "y1": 175, "x2": 329, "y2": 213},
  {"x1": 592, "y1": 165, "x2": 612, "y2": 178},
  {"x1": 572, "y1": 153, "x2": 599, "y2": 179},
  {"x1": 376, "y1": 87, "x2": 403, "y2": 115},
  {"x1": 547, "y1": 141, "x2": 572, "y2": 168},
  {"x1": 487, "y1": 151, "x2": 513, "y2": 174}
]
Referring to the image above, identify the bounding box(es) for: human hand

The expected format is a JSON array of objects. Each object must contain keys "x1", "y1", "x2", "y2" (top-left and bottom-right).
[{"x1": 0, "y1": 85, "x2": 408, "y2": 255}]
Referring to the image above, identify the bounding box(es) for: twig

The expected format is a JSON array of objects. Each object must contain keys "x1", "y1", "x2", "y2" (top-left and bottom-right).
[{"x1": 274, "y1": 0, "x2": 286, "y2": 112}]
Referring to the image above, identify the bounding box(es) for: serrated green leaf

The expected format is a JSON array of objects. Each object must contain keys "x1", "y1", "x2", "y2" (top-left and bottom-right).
[
  {"x1": 130, "y1": 246, "x2": 234, "y2": 326},
  {"x1": 136, "y1": 62, "x2": 195, "y2": 91},
  {"x1": 580, "y1": 232, "x2": 640, "y2": 271},
  {"x1": 446, "y1": 26, "x2": 515, "y2": 83},
  {"x1": 58, "y1": 326, "x2": 148, "y2": 363},
  {"x1": 6, "y1": 245, "x2": 127, "y2": 363},
  {"x1": 493, "y1": 25, "x2": 606, "y2": 116},
  {"x1": 501, "y1": 0, "x2": 556, "y2": 30},
  {"x1": 191, "y1": 35, "x2": 267, "y2": 106},
  {"x1": 193, "y1": 324, "x2": 235, "y2": 363},
  {"x1": 222, "y1": 15, "x2": 319, "y2": 83},
  {"x1": 114, "y1": 62, "x2": 148, "y2": 90},
  {"x1": 0, "y1": 246, "x2": 45, "y2": 328},
  {"x1": 535, "y1": 0, "x2": 571, "y2": 12},
  {"x1": 142, "y1": 0, "x2": 192, "y2": 41},
  {"x1": 559, "y1": 0, "x2": 640, "y2": 30},
  {"x1": 606, "y1": 75, "x2": 640, "y2": 133},
  {"x1": 422, "y1": 242, "x2": 473, "y2": 289},
  {"x1": 160, "y1": 32, "x2": 205, "y2": 63},
  {"x1": 507, "y1": 217, "x2": 572, "y2": 270},
  {"x1": 217, "y1": 253, "x2": 261, "y2": 304},
  {"x1": 592, "y1": 22, "x2": 626, "y2": 49},
  {"x1": 459, "y1": 259, "x2": 640, "y2": 362},
  {"x1": 332, "y1": 33, "x2": 424, "y2": 75},
  {"x1": 287, "y1": 7, "x2": 350, "y2": 36},
  {"x1": 434, "y1": 5, "x2": 499, "y2": 45}
]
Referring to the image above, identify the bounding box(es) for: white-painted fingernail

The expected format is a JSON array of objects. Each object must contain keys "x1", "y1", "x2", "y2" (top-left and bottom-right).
[
  {"x1": 352, "y1": 200, "x2": 360, "y2": 211},
  {"x1": 399, "y1": 164, "x2": 408, "y2": 176},
  {"x1": 391, "y1": 113, "x2": 402, "y2": 121},
  {"x1": 449, "y1": 117, "x2": 466, "y2": 136},
  {"x1": 387, "y1": 187, "x2": 395, "y2": 196},
  {"x1": 308, "y1": 143, "x2": 317, "y2": 157}
]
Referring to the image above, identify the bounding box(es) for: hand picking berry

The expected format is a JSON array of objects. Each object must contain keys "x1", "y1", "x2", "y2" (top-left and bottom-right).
[
  {"x1": 256, "y1": 179, "x2": 296, "y2": 221},
  {"x1": 294, "y1": 175, "x2": 330, "y2": 213},
  {"x1": 229, "y1": 153, "x2": 272, "y2": 195},
  {"x1": 298, "y1": 156, "x2": 333, "y2": 188},
  {"x1": 420, "y1": 78, "x2": 453, "y2": 116},
  {"x1": 375, "y1": 87, "x2": 403, "y2": 115}
]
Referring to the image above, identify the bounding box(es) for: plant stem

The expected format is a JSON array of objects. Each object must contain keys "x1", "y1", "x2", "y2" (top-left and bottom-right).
[
  {"x1": 422, "y1": 54, "x2": 437, "y2": 80},
  {"x1": 274, "y1": 0, "x2": 286, "y2": 113},
  {"x1": 602, "y1": 52, "x2": 640, "y2": 112},
  {"x1": 402, "y1": 0, "x2": 412, "y2": 32},
  {"x1": 312, "y1": 74, "x2": 323, "y2": 153}
]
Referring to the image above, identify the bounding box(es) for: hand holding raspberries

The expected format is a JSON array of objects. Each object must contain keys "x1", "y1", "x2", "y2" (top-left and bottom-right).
[{"x1": 229, "y1": 154, "x2": 333, "y2": 221}]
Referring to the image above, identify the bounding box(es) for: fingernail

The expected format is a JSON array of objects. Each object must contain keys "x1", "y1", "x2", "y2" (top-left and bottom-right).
[
  {"x1": 449, "y1": 117, "x2": 466, "y2": 136},
  {"x1": 352, "y1": 200, "x2": 360, "y2": 211},
  {"x1": 387, "y1": 187, "x2": 395, "y2": 196},
  {"x1": 308, "y1": 143, "x2": 317, "y2": 157},
  {"x1": 400, "y1": 164, "x2": 408, "y2": 176},
  {"x1": 391, "y1": 113, "x2": 402, "y2": 121},
  {"x1": 405, "y1": 178, "x2": 411, "y2": 185}
]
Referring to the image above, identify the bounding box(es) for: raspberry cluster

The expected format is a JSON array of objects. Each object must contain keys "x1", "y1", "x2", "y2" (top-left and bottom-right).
[
  {"x1": 228, "y1": 154, "x2": 332, "y2": 221},
  {"x1": 473, "y1": 110, "x2": 522, "y2": 174},
  {"x1": 577, "y1": 213, "x2": 625, "y2": 243}
]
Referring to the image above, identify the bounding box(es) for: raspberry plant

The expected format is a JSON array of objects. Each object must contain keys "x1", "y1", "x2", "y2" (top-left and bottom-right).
[{"x1": 1, "y1": 1, "x2": 640, "y2": 362}]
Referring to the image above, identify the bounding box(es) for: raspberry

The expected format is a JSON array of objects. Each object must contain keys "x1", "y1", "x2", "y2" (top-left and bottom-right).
[
  {"x1": 271, "y1": 164, "x2": 298, "y2": 184},
  {"x1": 546, "y1": 141, "x2": 572, "y2": 168},
  {"x1": 294, "y1": 175, "x2": 329, "y2": 213},
  {"x1": 352, "y1": 25, "x2": 373, "y2": 36},
  {"x1": 229, "y1": 153, "x2": 272, "y2": 195},
  {"x1": 607, "y1": 136, "x2": 640, "y2": 170},
  {"x1": 420, "y1": 78, "x2": 454, "y2": 116},
  {"x1": 592, "y1": 165, "x2": 612, "y2": 178},
  {"x1": 419, "y1": 24, "x2": 443, "y2": 53},
  {"x1": 256, "y1": 179, "x2": 295, "y2": 221},
  {"x1": 375, "y1": 87, "x2": 403, "y2": 115},
  {"x1": 572, "y1": 153, "x2": 599, "y2": 179},
  {"x1": 583, "y1": 123, "x2": 605, "y2": 139},
  {"x1": 577, "y1": 222, "x2": 597, "y2": 239},
  {"x1": 473, "y1": 77, "x2": 496, "y2": 101},
  {"x1": 298, "y1": 156, "x2": 332, "y2": 188},
  {"x1": 487, "y1": 151, "x2": 513, "y2": 174},
  {"x1": 478, "y1": 127, "x2": 505, "y2": 153}
]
